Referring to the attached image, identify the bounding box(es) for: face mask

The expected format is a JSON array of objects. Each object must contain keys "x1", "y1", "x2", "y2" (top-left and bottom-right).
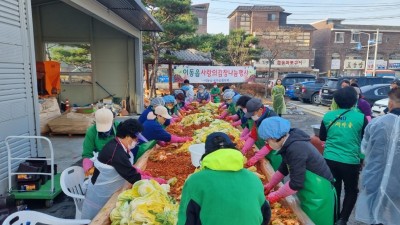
[
  {"x1": 98, "y1": 128, "x2": 112, "y2": 138},
  {"x1": 269, "y1": 141, "x2": 282, "y2": 151},
  {"x1": 251, "y1": 115, "x2": 260, "y2": 121},
  {"x1": 214, "y1": 85, "x2": 217, "y2": 88},
  {"x1": 128, "y1": 140, "x2": 137, "y2": 150}
]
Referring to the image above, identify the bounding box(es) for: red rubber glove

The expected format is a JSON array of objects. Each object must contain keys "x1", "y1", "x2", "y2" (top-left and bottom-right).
[
  {"x1": 263, "y1": 171, "x2": 285, "y2": 194},
  {"x1": 241, "y1": 137, "x2": 255, "y2": 155},
  {"x1": 247, "y1": 145, "x2": 272, "y2": 167},
  {"x1": 82, "y1": 158, "x2": 93, "y2": 173},
  {"x1": 267, "y1": 182, "x2": 297, "y2": 204}
]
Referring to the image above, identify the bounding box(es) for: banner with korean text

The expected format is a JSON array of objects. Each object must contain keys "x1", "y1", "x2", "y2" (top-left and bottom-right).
[{"x1": 173, "y1": 65, "x2": 256, "y2": 83}]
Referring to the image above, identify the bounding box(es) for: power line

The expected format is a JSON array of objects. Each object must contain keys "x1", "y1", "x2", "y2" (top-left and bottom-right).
[
  {"x1": 209, "y1": 6, "x2": 397, "y2": 15},
  {"x1": 206, "y1": 12, "x2": 400, "y2": 21},
  {"x1": 210, "y1": 0, "x2": 400, "y2": 8}
]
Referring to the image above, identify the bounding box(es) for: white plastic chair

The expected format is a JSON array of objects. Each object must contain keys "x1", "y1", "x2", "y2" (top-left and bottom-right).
[
  {"x1": 60, "y1": 166, "x2": 86, "y2": 219},
  {"x1": 2, "y1": 210, "x2": 91, "y2": 225}
]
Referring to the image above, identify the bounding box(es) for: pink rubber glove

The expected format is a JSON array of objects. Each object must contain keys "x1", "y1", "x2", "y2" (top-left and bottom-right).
[
  {"x1": 170, "y1": 135, "x2": 192, "y2": 143},
  {"x1": 240, "y1": 132, "x2": 251, "y2": 142},
  {"x1": 134, "y1": 167, "x2": 151, "y2": 177},
  {"x1": 227, "y1": 114, "x2": 239, "y2": 121},
  {"x1": 231, "y1": 120, "x2": 242, "y2": 127},
  {"x1": 217, "y1": 110, "x2": 229, "y2": 119},
  {"x1": 82, "y1": 158, "x2": 93, "y2": 173},
  {"x1": 184, "y1": 137, "x2": 193, "y2": 142},
  {"x1": 264, "y1": 171, "x2": 285, "y2": 194},
  {"x1": 267, "y1": 182, "x2": 297, "y2": 204},
  {"x1": 141, "y1": 175, "x2": 167, "y2": 184},
  {"x1": 366, "y1": 116, "x2": 371, "y2": 122},
  {"x1": 157, "y1": 141, "x2": 167, "y2": 147},
  {"x1": 240, "y1": 127, "x2": 250, "y2": 138},
  {"x1": 218, "y1": 103, "x2": 226, "y2": 110},
  {"x1": 247, "y1": 145, "x2": 272, "y2": 167},
  {"x1": 241, "y1": 137, "x2": 255, "y2": 155}
]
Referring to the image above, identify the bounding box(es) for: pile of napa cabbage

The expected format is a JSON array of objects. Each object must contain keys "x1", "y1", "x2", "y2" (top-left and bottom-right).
[{"x1": 110, "y1": 180, "x2": 178, "y2": 225}]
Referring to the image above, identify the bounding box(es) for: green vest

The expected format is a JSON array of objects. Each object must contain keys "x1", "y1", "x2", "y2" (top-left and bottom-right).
[
  {"x1": 82, "y1": 121, "x2": 119, "y2": 159},
  {"x1": 323, "y1": 109, "x2": 364, "y2": 164}
]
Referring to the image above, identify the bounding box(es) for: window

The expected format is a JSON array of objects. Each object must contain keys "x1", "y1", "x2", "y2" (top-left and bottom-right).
[
  {"x1": 331, "y1": 53, "x2": 340, "y2": 59},
  {"x1": 335, "y1": 32, "x2": 344, "y2": 43},
  {"x1": 240, "y1": 13, "x2": 251, "y2": 33},
  {"x1": 351, "y1": 33, "x2": 360, "y2": 43},
  {"x1": 45, "y1": 43, "x2": 92, "y2": 84},
  {"x1": 375, "y1": 86, "x2": 390, "y2": 96},
  {"x1": 268, "y1": 13, "x2": 276, "y2": 21},
  {"x1": 372, "y1": 33, "x2": 383, "y2": 44},
  {"x1": 198, "y1": 18, "x2": 203, "y2": 25}
]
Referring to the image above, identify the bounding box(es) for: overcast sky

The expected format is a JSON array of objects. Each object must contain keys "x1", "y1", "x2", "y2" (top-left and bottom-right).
[{"x1": 191, "y1": 0, "x2": 400, "y2": 34}]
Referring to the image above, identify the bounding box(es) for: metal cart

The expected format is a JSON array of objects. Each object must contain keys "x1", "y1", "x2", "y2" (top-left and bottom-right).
[{"x1": 6, "y1": 136, "x2": 62, "y2": 207}]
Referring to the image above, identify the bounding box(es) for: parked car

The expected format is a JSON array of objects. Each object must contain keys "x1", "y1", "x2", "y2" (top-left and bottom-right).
[
  {"x1": 294, "y1": 77, "x2": 328, "y2": 104},
  {"x1": 285, "y1": 84, "x2": 297, "y2": 99},
  {"x1": 282, "y1": 73, "x2": 316, "y2": 98},
  {"x1": 371, "y1": 98, "x2": 389, "y2": 117},
  {"x1": 320, "y1": 76, "x2": 394, "y2": 106},
  {"x1": 360, "y1": 84, "x2": 391, "y2": 106}
]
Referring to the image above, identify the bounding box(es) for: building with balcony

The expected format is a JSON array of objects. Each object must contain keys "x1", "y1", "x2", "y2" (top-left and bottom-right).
[
  {"x1": 312, "y1": 18, "x2": 400, "y2": 76},
  {"x1": 228, "y1": 5, "x2": 316, "y2": 78}
]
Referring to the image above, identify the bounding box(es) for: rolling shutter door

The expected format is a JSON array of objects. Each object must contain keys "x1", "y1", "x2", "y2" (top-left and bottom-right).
[{"x1": 0, "y1": 0, "x2": 39, "y2": 192}]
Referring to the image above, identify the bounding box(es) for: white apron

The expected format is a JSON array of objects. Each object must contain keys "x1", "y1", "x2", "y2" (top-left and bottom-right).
[{"x1": 81, "y1": 146, "x2": 134, "y2": 220}]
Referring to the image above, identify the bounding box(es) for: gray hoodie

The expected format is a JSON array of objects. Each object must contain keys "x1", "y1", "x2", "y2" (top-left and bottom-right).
[{"x1": 278, "y1": 128, "x2": 334, "y2": 190}]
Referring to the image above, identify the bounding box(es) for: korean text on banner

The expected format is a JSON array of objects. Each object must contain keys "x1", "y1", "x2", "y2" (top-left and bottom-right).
[{"x1": 173, "y1": 66, "x2": 256, "y2": 83}]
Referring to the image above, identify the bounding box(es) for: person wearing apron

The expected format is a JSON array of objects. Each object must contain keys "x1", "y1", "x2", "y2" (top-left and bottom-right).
[
  {"x1": 136, "y1": 106, "x2": 193, "y2": 162},
  {"x1": 241, "y1": 98, "x2": 281, "y2": 169},
  {"x1": 217, "y1": 90, "x2": 236, "y2": 119},
  {"x1": 260, "y1": 117, "x2": 336, "y2": 225},
  {"x1": 178, "y1": 132, "x2": 271, "y2": 225},
  {"x1": 82, "y1": 108, "x2": 119, "y2": 175},
  {"x1": 228, "y1": 94, "x2": 245, "y2": 127},
  {"x1": 81, "y1": 119, "x2": 166, "y2": 220},
  {"x1": 210, "y1": 82, "x2": 221, "y2": 103}
]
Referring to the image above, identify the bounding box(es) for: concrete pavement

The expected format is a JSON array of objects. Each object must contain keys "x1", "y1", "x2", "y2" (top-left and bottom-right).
[{"x1": 287, "y1": 100, "x2": 329, "y2": 117}]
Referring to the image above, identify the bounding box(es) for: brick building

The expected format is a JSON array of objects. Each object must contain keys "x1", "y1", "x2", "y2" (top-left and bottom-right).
[
  {"x1": 312, "y1": 18, "x2": 400, "y2": 77},
  {"x1": 228, "y1": 5, "x2": 316, "y2": 78},
  {"x1": 191, "y1": 3, "x2": 209, "y2": 34}
]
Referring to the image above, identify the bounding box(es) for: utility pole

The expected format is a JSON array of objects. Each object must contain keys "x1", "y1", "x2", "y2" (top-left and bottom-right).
[{"x1": 372, "y1": 29, "x2": 379, "y2": 77}]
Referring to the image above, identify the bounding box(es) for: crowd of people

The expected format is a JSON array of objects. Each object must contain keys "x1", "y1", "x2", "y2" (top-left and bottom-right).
[{"x1": 78, "y1": 78, "x2": 400, "y2": 225}]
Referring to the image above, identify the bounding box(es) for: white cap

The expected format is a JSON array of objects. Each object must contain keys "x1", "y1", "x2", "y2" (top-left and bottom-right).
[
  {"x1": 154, "y1": 106, "x2": 172, "y2": 119},
  {"x1": 95, "y1": 108, "x2": 113, "y2": 132}
]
